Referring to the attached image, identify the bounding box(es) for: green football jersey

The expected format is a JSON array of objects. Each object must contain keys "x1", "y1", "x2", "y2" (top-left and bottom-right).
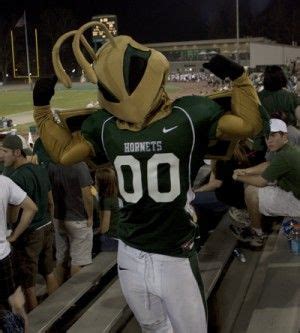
[
  {"x1": 9, "y1": 163, "x2": 51, "y2": 231},
  {"x1": 82, "y1": 96, "x2": 223, "y2": 256}
]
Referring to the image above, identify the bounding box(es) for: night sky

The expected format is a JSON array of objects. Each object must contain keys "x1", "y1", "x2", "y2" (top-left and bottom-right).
[{"x1": 0, "y1": 0, "x2": 297, "y2": 44}]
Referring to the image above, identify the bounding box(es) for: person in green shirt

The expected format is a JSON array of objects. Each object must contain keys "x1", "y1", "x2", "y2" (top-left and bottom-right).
[
  {"x1": 94, "y1": 166, "x2": 119, "y2": 251},
  {"x1": 232, "y1": 119, "x2": 300, "y2": 247},
  {"x1": 1, "y1": 134, "x2": 58, "y2": 311},
  {"x1": 259, "y1": 65, "x2": 300, "y2": 145}
]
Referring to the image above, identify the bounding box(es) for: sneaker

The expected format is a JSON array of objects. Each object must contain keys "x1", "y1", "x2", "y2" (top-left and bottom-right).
[
  {"x1": 230, "y1": 224, "x2": 266, "y2": 248},
  {"x1": 229, "y1": 224, "x2": 253, "y2": 242},
  {"x1": 249, "y1": 230, "x2": 267, "y2": 247},
  {"x1": 228, "y1": 207, "x2": 251, "y2": 227}
]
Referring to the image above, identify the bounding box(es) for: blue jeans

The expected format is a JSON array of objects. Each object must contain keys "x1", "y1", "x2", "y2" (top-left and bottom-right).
[{"x1": 192, "y1": 191, "x2": 228, "y2": 213}]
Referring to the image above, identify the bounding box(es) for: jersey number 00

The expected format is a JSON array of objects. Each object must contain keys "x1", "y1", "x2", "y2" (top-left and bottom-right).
[{"x1": 114, "y1": 153, "x2": 181, "y2": 203}]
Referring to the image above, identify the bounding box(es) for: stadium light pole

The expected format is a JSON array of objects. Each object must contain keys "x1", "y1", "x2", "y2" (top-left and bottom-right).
[{"x1": 236, "y1": 0, "x2": 240, "y2": 63}]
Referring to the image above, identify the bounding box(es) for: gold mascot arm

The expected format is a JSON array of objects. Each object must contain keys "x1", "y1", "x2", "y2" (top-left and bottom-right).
[
  {"x1": 216, "y1": 72, "x2": 262, "y2": 139},
  {"x1": 33, "y1": 105, "x2": 93, "y2": 165}
]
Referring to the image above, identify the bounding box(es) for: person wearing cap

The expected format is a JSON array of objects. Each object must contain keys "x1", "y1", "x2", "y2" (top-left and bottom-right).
[
  {"x1": 232, "y1": 119, "x2": 300, "y2": 247},
  {"x1": 1, "y1": 134, "x2": 58, "y2": 311},
  {"x1": 1, "y1": 134, "x2": 33, "y2": 177}
]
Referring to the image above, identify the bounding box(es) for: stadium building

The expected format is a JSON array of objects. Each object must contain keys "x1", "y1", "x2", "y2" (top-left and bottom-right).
[{"x1": 146, "y1": 37, "x2": 300, "y2": 73}]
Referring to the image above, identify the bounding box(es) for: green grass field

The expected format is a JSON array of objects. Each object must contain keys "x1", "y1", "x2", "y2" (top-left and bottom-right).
[{"x1": 0, "y1": 82, "x2": 181, "y2": 116}]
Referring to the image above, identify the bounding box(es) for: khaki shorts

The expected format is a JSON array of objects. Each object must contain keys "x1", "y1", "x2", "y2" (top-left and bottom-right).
[
  {"x1": 54, "y1": 219, "x2": 93, "y2": 267},
  {"x1": 14, "y1": 223, "x2": 55, "y2": 288},
  {"x1": 258, "y1": 186, "x2": 300, "y2": 218}
]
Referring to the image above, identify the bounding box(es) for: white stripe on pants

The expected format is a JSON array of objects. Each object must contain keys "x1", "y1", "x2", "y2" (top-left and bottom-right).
[{"x1": 117, "y1": 240, "x2": 207, "y2": 333}]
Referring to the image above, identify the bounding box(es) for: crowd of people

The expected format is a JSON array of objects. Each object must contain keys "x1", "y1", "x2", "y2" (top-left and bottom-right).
[
  {"x1": 167, "y1": 71, "x2": 230, "y2": 94},
  {"x1": 1, "y1": 35, "x2": 300, "y2": 333},
  {"x1": 0, "y1": 135, "x2": 119, "y2": 331},
  {"x1": 193, "y1": 65, "x2": 300, "y2": 249}
]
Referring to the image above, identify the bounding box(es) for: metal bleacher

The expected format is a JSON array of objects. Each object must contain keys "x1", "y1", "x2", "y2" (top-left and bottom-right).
[
  {"x1": 28, "y1": 216, "x2": 300, "y2": 332},
  {"x1": 246, "y1": 231, "x2": 300, "y2": 333},
  {"x1": 68, "y1": 215, "x2": 237, "y2": 333},
  {"x1": 28, "y1": 252, "x2": 117, "y2": 333}
]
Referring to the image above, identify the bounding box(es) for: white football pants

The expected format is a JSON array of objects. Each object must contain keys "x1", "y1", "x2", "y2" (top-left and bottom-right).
[{"x1": 117, "y1": 240, "x2": 207, "y2": 333}]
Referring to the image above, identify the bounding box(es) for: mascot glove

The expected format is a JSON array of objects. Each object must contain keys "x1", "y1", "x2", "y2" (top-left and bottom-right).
[
  {"x1": 33, "y1": 76, "x2": 58, "y2": 106},
  {"x1": 203, "y1": 55, "x2": 244, "y2": 81}
]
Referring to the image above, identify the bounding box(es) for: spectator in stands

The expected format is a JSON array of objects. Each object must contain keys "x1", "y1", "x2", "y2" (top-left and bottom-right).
[
  {"x1": 0, "y1": 175, "x2": 37, "y2": 330},
  {"x1": 47, "y1": 161, "x2": 94, "y2": 284},
  {"x1": 193, "y1": 140, "x2": 264, "y2": 228},
  {"x1": 259, "y1": 65, "x2": 300, "y2": 145},
  {"x1": 192, "y1": 162, "x2": 228, "y2": 244},
  {"x1": 1, "y1": 135, "x2": 33, "y2": 177},
  {"x1": 1, "y1": 135, "x2": 58, "y2": 311},
  {"x1": 232, "y1": 119, "x2": 300, "y2": 247},
  {"x1": 94, "y1": 166, "x2": 119, "y2": 251}
]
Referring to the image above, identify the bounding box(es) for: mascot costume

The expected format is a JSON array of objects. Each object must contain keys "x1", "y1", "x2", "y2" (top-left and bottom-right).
[{"x1": 33, "y1": 21, "x2": 268, "y2": 333}]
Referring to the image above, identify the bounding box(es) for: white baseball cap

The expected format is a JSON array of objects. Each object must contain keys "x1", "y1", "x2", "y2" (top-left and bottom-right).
[{"x1": 270, "y1": 118, "x2": 288, "y2": 133}]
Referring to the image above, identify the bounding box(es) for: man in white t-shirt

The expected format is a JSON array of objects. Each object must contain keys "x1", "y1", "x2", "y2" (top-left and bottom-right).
[{"x1": 0, "y1": 175, "x2": 37, "y2": 330}]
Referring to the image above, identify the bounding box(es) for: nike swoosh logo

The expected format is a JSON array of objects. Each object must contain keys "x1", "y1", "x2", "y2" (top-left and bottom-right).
[
  {"x1": 118, "y1": 266, "x2": 128, "y2": 271},
  {"x1": 163, "y1": 126, "x2": 178, "y2": 133}
]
